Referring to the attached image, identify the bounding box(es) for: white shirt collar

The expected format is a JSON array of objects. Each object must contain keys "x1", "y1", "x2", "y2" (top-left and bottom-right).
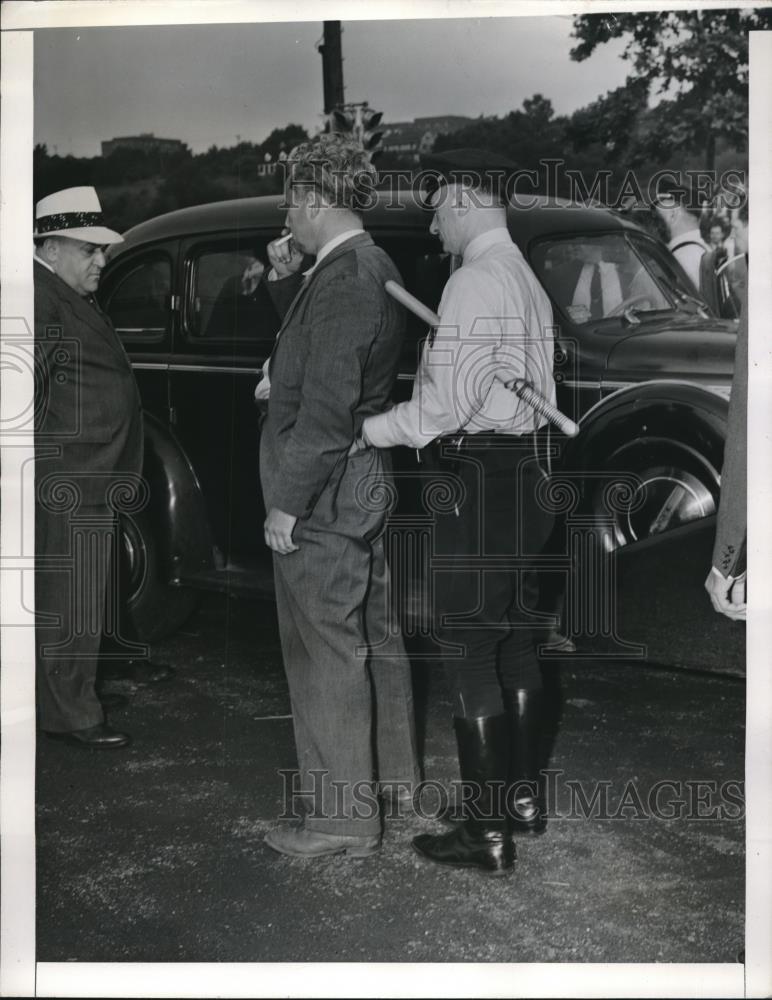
[
  {"x1": 462, "y1": 227, "x2": 513, "y2": 264},
  {"x1": 304, "y1": 229, "x2": 364, "y2": 277},
  {"x1": 34, "y1": 253, "x2": 55, "y2": 274}
]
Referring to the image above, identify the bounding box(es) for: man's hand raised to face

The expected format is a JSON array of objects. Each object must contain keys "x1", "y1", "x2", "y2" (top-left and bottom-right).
[{"x1": 267, "y1": 232, "x2": 305, "y2": 279}]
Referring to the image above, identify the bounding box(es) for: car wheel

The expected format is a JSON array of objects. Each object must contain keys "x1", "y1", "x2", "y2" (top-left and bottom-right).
[
  {"x1": 120, "y1": 510, "x2": 200, "y2": 642},
  {"x1": 589, "y1": 435, "x2": 720, "y2": 553}
]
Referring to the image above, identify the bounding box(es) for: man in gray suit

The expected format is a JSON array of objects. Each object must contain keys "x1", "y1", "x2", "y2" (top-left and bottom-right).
[
  {"x1": 258, "y1": 134, "x2": 419, "y2": 859},
  {"x1": 34, "y1": 186, "x2": 143, "y2": 747}
]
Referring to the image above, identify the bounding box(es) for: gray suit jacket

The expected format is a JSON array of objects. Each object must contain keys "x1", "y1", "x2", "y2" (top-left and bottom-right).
[
  {"x1": 34, "y1": 260, "x2": 144, "y2": 508},
  {"x1": 712, "y1": 292, "x2": 747, "y2": 577},
  {"x1": 259, "y1": 232, "x2": 405, "y2": 520}
]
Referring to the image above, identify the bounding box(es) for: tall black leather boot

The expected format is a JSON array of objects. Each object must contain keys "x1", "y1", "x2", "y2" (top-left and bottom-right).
[
  {"x1": 506, "y1": 688, "x2": 547, "y2": 836},
  {"x1": 412, "y1": 715, "x2": 515, "y2": 876}
]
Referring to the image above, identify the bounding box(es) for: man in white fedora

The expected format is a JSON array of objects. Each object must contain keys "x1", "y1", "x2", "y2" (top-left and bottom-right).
[{"x1": 34, "y1": 185, "x2": 149, "y2": 748}]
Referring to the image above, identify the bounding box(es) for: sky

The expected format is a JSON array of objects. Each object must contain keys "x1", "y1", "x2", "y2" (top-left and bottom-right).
[{"x1": 33, "y1": 14, "x2": 631, "y2": 157}]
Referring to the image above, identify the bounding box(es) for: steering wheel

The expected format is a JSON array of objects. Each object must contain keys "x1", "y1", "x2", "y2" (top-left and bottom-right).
[{"x1": 606, "y1": 294, "x2": 652, "y2": 318}]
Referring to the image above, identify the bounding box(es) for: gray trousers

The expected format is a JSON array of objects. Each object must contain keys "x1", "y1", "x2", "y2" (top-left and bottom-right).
[{"x1": 272, "y1": 448, "x2": 419, "y2": 836}]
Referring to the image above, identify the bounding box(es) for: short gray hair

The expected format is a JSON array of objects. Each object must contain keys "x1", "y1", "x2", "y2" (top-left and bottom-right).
[{"x1": 286, "y1": 132, "x2": 377, "y2": 212}]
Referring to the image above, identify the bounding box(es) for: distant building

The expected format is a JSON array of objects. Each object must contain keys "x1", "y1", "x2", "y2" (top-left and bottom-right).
[
  {"x1": 101, "y1": 133, "x2": 187, "y2": 157},
  {"x1": 381, "y1": 123, "x2": 437, "y2": 162},
  {"x1": 413, "y1": 115, "x2": 475, "y2": 134},
  {"x1": 381, "y1": 115, "x2": 475, "y2": 163}
]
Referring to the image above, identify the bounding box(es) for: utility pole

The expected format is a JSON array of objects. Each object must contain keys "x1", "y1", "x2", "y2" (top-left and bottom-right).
[{"x1": 318, "y1": 21, "x2": 344, "y2": 114}]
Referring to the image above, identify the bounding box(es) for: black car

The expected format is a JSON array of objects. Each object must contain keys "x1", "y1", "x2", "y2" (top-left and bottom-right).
[{"x1": 98, "y1": 192, "x2": 737, "y2": 648}]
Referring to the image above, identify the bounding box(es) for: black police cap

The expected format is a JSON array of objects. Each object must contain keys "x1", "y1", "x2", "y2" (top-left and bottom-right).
[{"x1": 417, "y1": 148, "x2": 516, "y2": 204}]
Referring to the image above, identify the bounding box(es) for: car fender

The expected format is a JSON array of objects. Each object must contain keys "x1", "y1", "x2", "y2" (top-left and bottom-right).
[
  {"x1": 561, "y1": 379, "x2": 729, "y2": 474},
  {"x1": 140, "y1": 411, "x2": 216, "y2": 583}
]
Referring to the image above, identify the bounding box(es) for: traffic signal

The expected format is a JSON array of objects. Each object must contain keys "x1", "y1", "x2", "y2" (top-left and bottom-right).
[
  {"x1": 323, "y1": 102, "x2": 384, "y2": 159},
  {"x1": 326, "y1": 107, "x2": 354, "y2": 133},
  {"x1": 360, "y1": 106, "x2": 384, "y2": 157}
]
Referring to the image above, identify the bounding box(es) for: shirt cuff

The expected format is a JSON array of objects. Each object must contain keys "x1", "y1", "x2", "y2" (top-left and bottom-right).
[
  {"x1": 363, "y1": 403, "x2": 447, "y2": 451},
  {"x1": 361, "y1": 411, "x2": 396, "y2": 449},
  {"x1": 710, "y1": 565, "x2": 743, "y2": 584}
]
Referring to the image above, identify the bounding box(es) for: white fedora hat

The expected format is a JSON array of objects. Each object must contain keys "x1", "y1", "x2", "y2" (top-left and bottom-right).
[{"x1": 34, "y1": 186, "x2": 123, "y2": 245}]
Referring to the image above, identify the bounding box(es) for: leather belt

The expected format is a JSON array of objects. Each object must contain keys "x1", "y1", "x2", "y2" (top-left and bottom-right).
[{"x1": 434, "y1": 426, "x2": 548, "y2": 452}]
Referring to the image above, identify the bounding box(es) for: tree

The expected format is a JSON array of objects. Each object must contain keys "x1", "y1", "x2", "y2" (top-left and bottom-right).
[
  {"x1": 433, "y1": 93, "x2": 568, "y2": 172},
  {"x1": 566, "y1": 79, "x2": 649, "y2": 164},
  {"x1": 570, "y1": 8, "x2": 772, "y2": 169},
  {"x1": 260, "y1": 124, "x2": 310, "y2": 161}
]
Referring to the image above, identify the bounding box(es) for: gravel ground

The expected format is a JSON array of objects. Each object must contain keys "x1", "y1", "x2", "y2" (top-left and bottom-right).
[{"x1": 36, "y1": 593, "x2": 745, "y2": 965}]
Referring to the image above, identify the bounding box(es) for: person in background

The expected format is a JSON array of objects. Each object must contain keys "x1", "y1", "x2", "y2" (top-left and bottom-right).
[
  {"x1": 708, "y1": 217, "x2": 730, "y2": 250},
  {"x1": 652, "y1": 177, "x2": 708, "y2": 291},
  {"x1": 204, "y1": 252, "x2": 281, "y2": 340},
  {"x1": 705, "y1": 194, "x2": 749, "y2": 621}
]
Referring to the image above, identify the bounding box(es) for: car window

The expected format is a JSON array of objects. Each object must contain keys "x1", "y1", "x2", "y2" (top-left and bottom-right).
[
  {"x1": 189, "y1": 247, "x2": 281, "y2": 342},
  {"x1": 531, "y1": 233, "x2": 672, "y2": 326},
  {"x1": 103, "y1": 254, "x2": 171, "y2": 342},
  {"x1": 375, "y1": 237, "x2": 450, "y2": 363}
]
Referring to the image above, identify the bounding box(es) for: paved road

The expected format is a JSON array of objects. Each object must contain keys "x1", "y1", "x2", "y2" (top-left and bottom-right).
[{"x1": 37, "y1": 592, "x2": 745, "y2": 965}]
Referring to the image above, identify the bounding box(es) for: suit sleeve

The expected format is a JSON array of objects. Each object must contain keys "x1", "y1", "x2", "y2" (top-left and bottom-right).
[
  {"x1": 712, "y1": 298, "x2": 747, "y2": 577},
  {"x1": 34, "y1": 281, "x2": 63, "y2": 428},
  {"x1": 270, "y1": 272, "x2": 381, "y2": 518},
  {"x1": 262, "y1": 271, "x2": 305, "y2": 320}
]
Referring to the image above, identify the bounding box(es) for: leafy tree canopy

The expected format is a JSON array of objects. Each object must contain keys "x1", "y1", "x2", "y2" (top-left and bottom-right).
[
  {"x1": 261, "y1": 124, "x2": 310, "y2": 159},
  {"x1": 434, "y1": 93, "x2": 567, "y2": 168},
  {"x1": 570, "y1": 8, "x2": 772, "y2": 166}
]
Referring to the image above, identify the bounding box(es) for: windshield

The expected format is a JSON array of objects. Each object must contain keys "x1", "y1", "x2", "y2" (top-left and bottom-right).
[{"x1": 530, "y1": 233, "x2": 693, "y2": 326}]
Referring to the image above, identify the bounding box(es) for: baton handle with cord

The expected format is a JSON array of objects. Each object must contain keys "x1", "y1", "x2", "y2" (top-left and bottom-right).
[{"x1": 384, "y1": 280, "x2": 579, "y2": 438}]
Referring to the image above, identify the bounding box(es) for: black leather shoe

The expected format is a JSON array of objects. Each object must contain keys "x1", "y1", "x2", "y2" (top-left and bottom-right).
[
  {"x1": 101, "y1": 658, "x2": 175, "y2": 684},
  {"x1": 97, "y1": 691, "x2": 129, "y2": 710},
  {"x1": 414, "y1": 714, "x2": 515, "y2": 874},
  {"x1": 412, "y1": 822, "x2": 515, "y2": 875},
  {"x1": 45, "y1": 723, "x2": 131, "y2": 749}
]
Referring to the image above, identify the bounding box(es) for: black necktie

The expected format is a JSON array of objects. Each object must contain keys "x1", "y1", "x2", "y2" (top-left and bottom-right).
[{"x1": 590, "y1": 266, "x2": 602, "y2": 318}]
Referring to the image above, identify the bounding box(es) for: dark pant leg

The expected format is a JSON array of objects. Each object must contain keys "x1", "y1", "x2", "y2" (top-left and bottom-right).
[
  {"x1": 98, "y1": 513, "x2": 148, "y2": 661},
  {"x1": 36, "y1": 503, "x2": 115, "y2": 731},
  {"x1": 432, "y1": 444, "x2": 554, "y2": 717},
  {"x1": 432, "y1": 448, "x2": 509, "y2": 718},
  {"x1": 495, "y1": 458, "x2": 555, "y2": 693}
]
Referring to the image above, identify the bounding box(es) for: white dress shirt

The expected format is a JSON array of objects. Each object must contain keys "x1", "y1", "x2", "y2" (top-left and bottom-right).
[
  {"x1": 668, "y1": 228, "x2": 708, "y2": 291},
  {"x1": 571, "y1": 260, "x2": 623, "y2": 316},
  {"x1": 363, "y1": 228, "x2": 556, "y2": 450},
  {"x1": 34, "y1": 253, "x2": 55, "y2": 274}
]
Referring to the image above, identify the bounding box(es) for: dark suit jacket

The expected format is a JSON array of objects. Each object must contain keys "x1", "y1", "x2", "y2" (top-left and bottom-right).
[
  {"x1": 712, "y1": 291, "x2": 747, "y2": 577},
  {"x1": 204, "y1": 273, "x2": 281, "y2": 340},
  {"x1": 259, "y1": 232, "x2": 405, "y2": 520},
  {"x1": 34, "y1": 260, "x2": 144, "y2": 508}
]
